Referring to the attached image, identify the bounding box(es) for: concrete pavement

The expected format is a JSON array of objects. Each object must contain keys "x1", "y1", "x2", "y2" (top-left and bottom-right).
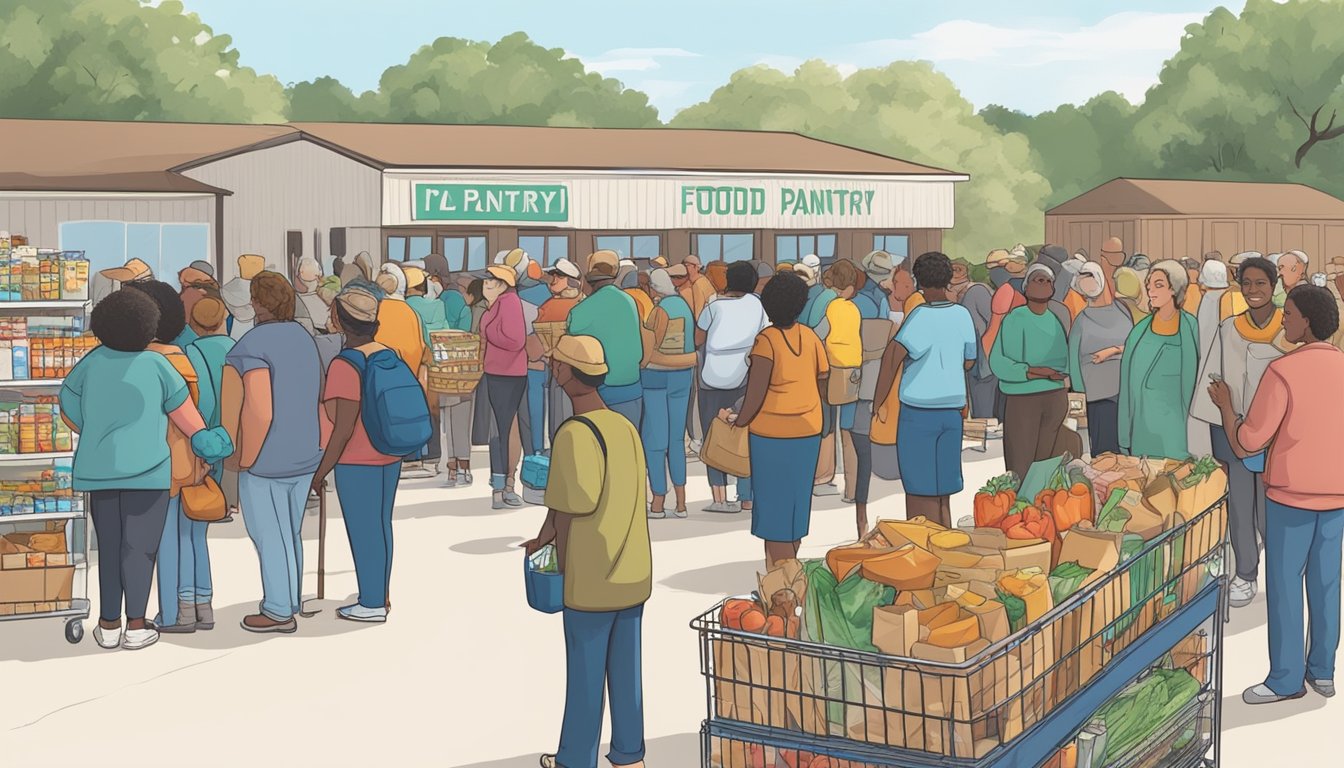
[{"x1": 0, "y1": 441, "x2": 1336, "y2": 767}]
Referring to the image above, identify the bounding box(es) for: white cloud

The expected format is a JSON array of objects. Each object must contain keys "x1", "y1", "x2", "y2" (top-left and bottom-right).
[
  {"x1": 852, "y1": 11, "x2": 1204, "y2": 67},
  {"x1": 583, "y1": 46, "x2": 700, "y2": 74}
]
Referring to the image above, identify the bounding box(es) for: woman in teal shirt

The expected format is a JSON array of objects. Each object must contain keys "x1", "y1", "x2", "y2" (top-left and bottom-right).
[
  {"x1": 641, "y1": 268, "x2": 698, "y2": 519},
  {"x1": 1118, "y1": 260, "x2": 1200, "y2": 459},
  {"x1": 990, "y1": 263, "x2": 1071, "y2": 479}
]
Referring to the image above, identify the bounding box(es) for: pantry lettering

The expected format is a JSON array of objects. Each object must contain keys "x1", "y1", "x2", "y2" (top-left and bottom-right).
[{"x1": 680, "y1": 185, "x2": 877, "y2": 217}]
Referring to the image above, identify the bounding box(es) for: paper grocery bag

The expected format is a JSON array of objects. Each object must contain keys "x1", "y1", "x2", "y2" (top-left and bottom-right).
[
  {"x1": 873, "y1": 605, "x2": 920, "y2": 656},
  {"x1": 701, "y1": 419, "x2": 750, "y2": 478}
]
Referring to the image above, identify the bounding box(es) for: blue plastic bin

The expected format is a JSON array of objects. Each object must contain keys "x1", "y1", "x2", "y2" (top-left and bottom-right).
[{"x1": 524, "y1": 548, "x2": 564, "y2": 614}]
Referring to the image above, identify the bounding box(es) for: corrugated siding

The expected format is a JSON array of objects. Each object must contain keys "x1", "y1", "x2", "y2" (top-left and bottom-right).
[
  {"x1": 183, "y1": 139, "x2": 381, "y2": 279},
  {"x1": 382, "y1": 173, "x2": 956, "y2": 230},
  {"x1": 0, "y1": 195, "x2": 214, "y2": 250}
]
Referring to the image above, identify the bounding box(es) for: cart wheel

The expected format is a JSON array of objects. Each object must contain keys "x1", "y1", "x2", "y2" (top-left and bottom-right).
[{"x1": 65, "y1": 619, "x2": 84, "y2": 645}]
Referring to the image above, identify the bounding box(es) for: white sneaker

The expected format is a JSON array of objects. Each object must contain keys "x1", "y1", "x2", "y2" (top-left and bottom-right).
[
  {"x1": 813, "y1": 483, "x2": 840, "y2": 497},
  {"x1": 337, "y1": 603, "x2": 388, "y2": 623},
  {"x1": 1230, "y1": 578, "x2": 1257, "y2": 608},
  {"x1": 457, "y1": 471, "x2": 474, "y2": 488},
  {"x1": 647, "y1": 507, "x2": 666, "y2": 520},
  {"x1": 94, "y1": 623, "x2": 122, "y2": 650},
  {"x1": 121, "y1": 627, "x2": 160, "y2": 651}
]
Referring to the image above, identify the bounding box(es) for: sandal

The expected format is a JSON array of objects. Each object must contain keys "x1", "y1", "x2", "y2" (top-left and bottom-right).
[{"x1": 540, "y1": 755, "x2": 557, "y2": 768}]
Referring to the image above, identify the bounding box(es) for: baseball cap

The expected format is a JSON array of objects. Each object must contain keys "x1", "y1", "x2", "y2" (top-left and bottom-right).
[
  {"x1": 552, "y1": 335, "x2": 608, "y2": 376},
  {"x1": 485, "y1": 264, "x2": 517, "y2": 287},
  {"x1": 100, "y1": 258, "x2": 153, "y2": 283},
  {"x1": 667, "y1": 264, "x2": 689, "y2": 278},
  {"x1": 545, "y1": 258, "x2": 581, "y2": 280}
]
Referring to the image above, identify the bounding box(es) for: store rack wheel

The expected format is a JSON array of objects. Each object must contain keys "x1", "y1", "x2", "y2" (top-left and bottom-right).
[{"x1": 65, "y1": 618, "x2": 84, "y2": 645}]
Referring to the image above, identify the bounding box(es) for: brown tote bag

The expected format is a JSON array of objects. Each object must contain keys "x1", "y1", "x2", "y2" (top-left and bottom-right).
[{"x1": 182, "y1": 476, "x2": 228, "y2": 522}]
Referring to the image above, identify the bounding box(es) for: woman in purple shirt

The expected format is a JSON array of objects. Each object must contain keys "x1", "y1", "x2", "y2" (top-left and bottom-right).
[{"x1": 480, "y1": 265, "x2": 528, "y2": 508}]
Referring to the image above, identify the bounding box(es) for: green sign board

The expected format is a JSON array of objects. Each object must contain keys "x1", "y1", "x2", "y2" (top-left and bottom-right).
[{"x1": 414, "y1": 183, "x2": 568, "y2": 222}]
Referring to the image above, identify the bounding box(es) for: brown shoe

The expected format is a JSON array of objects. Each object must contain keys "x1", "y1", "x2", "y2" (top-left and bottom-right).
[{"x1": 240, "y1": 613, "x2": 297, "y2": 634}]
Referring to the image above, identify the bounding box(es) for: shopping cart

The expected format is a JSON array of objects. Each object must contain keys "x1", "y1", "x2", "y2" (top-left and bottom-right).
[{"x1": 692, "y1": 496, "x2": 1229, "y2": 768}]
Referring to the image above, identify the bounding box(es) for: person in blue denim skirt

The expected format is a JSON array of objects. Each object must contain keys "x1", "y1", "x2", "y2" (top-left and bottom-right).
[
  {"x1": 524, "y1": 335, "x2": 650, "y2": 768},
  {"x1": 309, "y1": 284, "x2": 404, "y2": 623},
  {"x1": 222, "y1": 272, "x2": 323, "y2": 634},
  {"x1": 641, "y1": 268, "x2": 697, "y2": 519}
]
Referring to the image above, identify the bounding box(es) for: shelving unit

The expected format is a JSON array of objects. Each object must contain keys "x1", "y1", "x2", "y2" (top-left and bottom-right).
[{"x1": 0, "y1": 290, "x2": 89, "y2": 644}]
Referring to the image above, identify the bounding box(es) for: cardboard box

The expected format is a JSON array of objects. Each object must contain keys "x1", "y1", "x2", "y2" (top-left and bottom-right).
[
  {"x1": 0, "y1": 565, "x2": 73, "y2": 605},
  {"x1": 1, "y1": 552, "x2": 28, "y2": 570},
  {"x1": 1004, "y1": 539, "x2": 1053, "y2": 573},
  {"x1": 1057, "y1": 527, "x2": 1123, "y2": 588}
]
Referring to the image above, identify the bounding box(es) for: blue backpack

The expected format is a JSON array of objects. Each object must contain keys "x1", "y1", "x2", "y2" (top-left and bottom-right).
[{"x1": 337, "y1": 348, "x2": 433, "y2": 458}]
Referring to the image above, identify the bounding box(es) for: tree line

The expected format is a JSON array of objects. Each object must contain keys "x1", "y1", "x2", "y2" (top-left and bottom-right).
[{"x1": 3, "y1": 0, "x2": 1343, "y2": 259}]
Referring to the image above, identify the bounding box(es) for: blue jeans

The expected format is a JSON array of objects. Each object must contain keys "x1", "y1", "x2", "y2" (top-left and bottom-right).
[
  {"x1": 527, "y1": 368, "x2": 548, "y2": 454},
  {"x1": 640, "y1": 368, "x2": 693, "y2": 496},
  {"x1": 155, "y1": 496, "x2": 211, "y2": 624},
  {"x1": 1264, "y1": 500, "x2": 1344, "y2": 695},
  {"x1": 334, "y1": 462, "x2": 401, "y2": 609},
  {"x1": 558, "y1": 605, "x2": 646, "y2": 768},
  {"x1": 239, "y1": 471, "x2": 314, "y2": 621}
]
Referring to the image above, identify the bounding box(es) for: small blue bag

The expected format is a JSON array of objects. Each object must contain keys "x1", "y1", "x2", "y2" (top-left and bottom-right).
[
  {"x1": 1241, "y1": 451, "x2": 1266, "y2": 473},
  {"x1": 521, "y1": 453, "x2": 550, "y2": 490},
  {"x1": 524, "y1": 545, "x2": 564, "y2": 614}
]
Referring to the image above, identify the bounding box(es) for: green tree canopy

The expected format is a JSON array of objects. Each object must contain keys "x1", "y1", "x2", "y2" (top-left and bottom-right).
[
  {"x1": 672, "y1": 60, "x2": 1052, "y2": 260},
  {"x1": 0, "y1": 0, "x2": 286, "y2": 122},
  {"x1": 287, "y1": 32, "x2": 661, "y2": 128}
]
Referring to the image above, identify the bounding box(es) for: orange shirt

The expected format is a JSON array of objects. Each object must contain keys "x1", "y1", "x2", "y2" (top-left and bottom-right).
[
  {"x1": 1064, "y1": 289, "x2": 1088, "y2": 319},
  {"x1": 625, "y1": 288, "x2": 654, "y2": 323},
  {"x1": 747, "y1": 325, "x2": 829, "y2": 438},
  {"x1": 149, "y1": 343, "x2": 200, "y2": 497},
  {"x1": 375, "y1": 298, "x2": 428, "y2": 372},
  {"x1": 1182, "y1": 286, "x2": 1204, "y2": 316},
  {"x1": 1220, "y1": 290, "x2": 1248, "y2": 321},
  {"x1": 903, "y1": 292, "x2": 926, "y2": 315},
  {"x1": 537, "y1": 294, "x2": 580, "y2": 324}
]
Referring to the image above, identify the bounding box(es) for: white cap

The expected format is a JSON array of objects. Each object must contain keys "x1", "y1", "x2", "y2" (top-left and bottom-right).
[
  {"x1": 545, "y1": 258, "x2": 581, "y2": 280},
  {"x1": 1199, "y1": 260, "x2": 1229, "y2": 289},
  {"x1": 801, "y1": 254, "x2": 821, "y2": 270}
]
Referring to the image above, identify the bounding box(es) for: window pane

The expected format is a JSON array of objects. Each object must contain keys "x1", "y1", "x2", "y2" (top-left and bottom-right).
[
  {"x1": 467, "y1": 237, "x2": 488, "y2": 271},
  {"x1": 548, "y1": 236, "x2": 568, "y2": 265},
  {"x1": 595, "y1": 236, "x2": 631, "y2": 259},
  {"x1": 722, "y1": 234, "x2": 754, "y2": 263},
  {"x1": 633, "y1": 235, "x2": 661, "y2": 259},
  {"x1": 388, "y1": 236, "x2": 408, "y2": 264},
  {"x1": 518, "y1": 236, "x2": 546, "y2": 265},
  {"x1": 775, "y1": 235, "x2": 797, "y2": 263},
  {"x1": 60, "y1": 221, "x2": 126, "y2": 278},
  {"x1": 817, "y1": 234, "x2": 837, "y2": 259},
  {"x1": 441, "y1": 237, "x2": 465, "y2": 272},
  {"x1": 800, "y1": 235, "x2": 816, "y2": 259},
  {"x1": 126, "y1": 224, "x2": 162, "y2": 277},
  {"x1": 408, "y1": 236, "x2": 432, "y2": 262},
  {"x1": 694, "y1": 234, "x2": 721, "y2": 262},
  {"x1": 160, "y1": 224, "x2": 209, "y2": 287},
  {"x1": 883, "y1": 235, "x2": 910, "y2": 260}
]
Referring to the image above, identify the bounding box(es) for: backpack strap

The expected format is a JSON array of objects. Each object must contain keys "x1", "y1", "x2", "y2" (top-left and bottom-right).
[
  {"x1": 337, "y1": 347, "x2": 368, "y2": 374},
  {"x1": 566, "y1": 415, "x2": 608, "y2": 461}
]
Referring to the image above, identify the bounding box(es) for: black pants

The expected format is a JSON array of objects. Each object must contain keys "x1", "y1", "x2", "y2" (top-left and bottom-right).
[
  {"x1": 90, "y1": 489, "x2": 170, "y2": 622},
  {"x1": 485, "y1": 373, "x2": 527, "y2": 487},
  {"x1": 1003, "y1": 389, "x2": 1069, "y2": 481},
  {"x1": 851, "y1": 432, "x2": 873, "y2": 504},
  {"x1": 1085, "y1": 397, "x2": 1121, "y2": 458}
]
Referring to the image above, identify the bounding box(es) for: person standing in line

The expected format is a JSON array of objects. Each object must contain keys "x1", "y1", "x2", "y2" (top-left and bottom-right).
[
  {"x1": 814, "y1": 260, "x2": 867, "y2": 536},
  {"x1": 622, "y1": 266, "x2": 655, "y2": 323},
  {"x1": 425, "y1": 254, "x2": 472, "y2": 332},
  {"x1": 991, "y1": 264, "x2": 1071, "y2": 479},
  {"x1": 696, "y1": 262, "x2": 766, "y2": 514},
  {"x1": 309, "y1": 284, "x2": 408, "y2": 623},
  {"x1": 524, "y1": 335, "x2": 650, "y2": 768},
  {"x1": 797, "y1": 262, "x2": 840, "y2": 498},
  {"x1": 123, "y1": 280, "x2": 205, "y2": 634},
  {"x1": 222, "y1": 272, "x2": 323, "y2": 634},
  {"x1": 1181, "y1": 258, "x2": 1206, "y2": 316},
  {"x1": 960, "y1": 261, "x2": 997, "y2": 419},
  {"x1": 798, "y1": 254, "x2": 826, "y2": 321},
  {"x1": 538, "y1": 259, "x2": 584, "y2": 444},
  {"x1": 1117, "y1": 260, "x2": 1200, "y2": 460},
  {"x1": 1097, "y1": 237, "x2": 1128, "y2": 301},
  {"x1": 567, "y1": 251, "x2": 645, "y2": 426},
  {"x1": 640, "y1": 268, "x2": 697, "y2": 519},
  {"x1": 873, "y1": 252, "x2": 977, "y2": 528},
  {"x1": 981, "y1": 249, "x2": 1029, "y2": 419},
  {"x1": 179, "y1": 296, "x2": 236, "y2": 629},
  {"x1": 1067, "y1": 263, "x2": 1133, "y2": 458},
  {"x1": 405, "y1": 265, "x2": 450, "y2": 474},
  {"x1": 1112, "y1": 267, "x2": 1148, "y2": 323},
  {"x1": 479, "y1": 264, "x2": 529, "y2": 509},
  {"x1": 1273, "y1": 250, "x2": 1309, "y2": 308},
  {"x1": 498, "y1": 249, "x2": 550, "y2": 459},
  {"x1": 294, "y1": 257, "x2": 330, "y2": 334},
  {"x1": 62, "y1": 289, "x2": 227, "y2": 651},
  {"x1": 375, "y1": 263, "x2": 433, "y2": 478},
  {"x1": 733, "y1": 273, "x2": 829, "y2": 569},
  {"x1": 1223, "y1": 252, "x2": 1257, "y2": 318},
  {"x1": 173, "y1": 260, "x2": 217, "y2": 347},
  {"x1": 680, "y1": 253, "x2": 716, "y2": 322},
  {"x1": 222, "y1": 254, "x2": 265, "y2": 340},
  {"x1": 1208, "y1": 285, "x2": 1344, "y2": 705},
  {"x1": 1191, "y1": 257, "x2": 1290, "y2": 609}
]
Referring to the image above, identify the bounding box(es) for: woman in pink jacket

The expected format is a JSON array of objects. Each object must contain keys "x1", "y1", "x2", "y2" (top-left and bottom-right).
[{"x1": 480, "y1": 265, "x2": 528, "y2": 509}]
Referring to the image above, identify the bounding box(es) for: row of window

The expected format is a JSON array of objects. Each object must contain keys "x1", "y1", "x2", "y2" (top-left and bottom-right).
[
  {"x1": 387, "y1": 232, "x2": 912, "y2": 268},
  {"x1": 59, "y1": 221, "x2": 211, "y2": 289}
]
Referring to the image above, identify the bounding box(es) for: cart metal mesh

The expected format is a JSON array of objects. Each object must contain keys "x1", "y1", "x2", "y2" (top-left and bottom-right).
[{"x1": 693, "y1": 497, "x2": 1228, "y2": 764}]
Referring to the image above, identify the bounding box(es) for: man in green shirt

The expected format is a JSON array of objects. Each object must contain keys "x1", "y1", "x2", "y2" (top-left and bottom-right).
[
  {"x1": 425, "y1": 254, "x2": 473, "y2": 331},
  {"x1": 403, "y1": 265, "x2": 449, "y2": 344},
  {"x1": 567, "y1": 256, "x2": 644, "y2": 426},
  {"x1": 524, "y1": 334, "x2": 650, "y2": 768},
  {"x1": 990, "y1": 262, "x2": 1071, "y2": 479}
]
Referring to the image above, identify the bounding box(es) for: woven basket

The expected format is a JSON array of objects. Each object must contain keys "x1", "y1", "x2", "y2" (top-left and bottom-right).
[
  {"x1": 533, "y1": 321, "x2": 567, "y2": 355},
  {"x1": 429, "y1": 330, "x2": 484, "y2": 395}
]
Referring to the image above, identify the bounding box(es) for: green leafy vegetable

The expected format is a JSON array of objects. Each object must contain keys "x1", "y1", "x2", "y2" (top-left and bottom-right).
[{"x1": 1048, "y1": 561, "x2": 1095, "y2": 604}]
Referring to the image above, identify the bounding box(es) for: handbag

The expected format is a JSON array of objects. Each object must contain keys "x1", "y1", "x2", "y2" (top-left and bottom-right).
[
  {"x1": 701, "y1": 418, "x2": 751, "y2": 478},
  {"x1": 181, "y1": 475, "x2": 228, "y2": 522},
  {"x1": 1241, "y1": 451, "x2": 1266, "y2": 473},
  {"x1": 826, "y1": 366, "x2": 860, "y2": 405}
]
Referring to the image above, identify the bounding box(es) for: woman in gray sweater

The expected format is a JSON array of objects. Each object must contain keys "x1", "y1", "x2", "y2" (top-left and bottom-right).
[{"x1": 1067, "y1": 262, "x2": 1134, "y2": 457}]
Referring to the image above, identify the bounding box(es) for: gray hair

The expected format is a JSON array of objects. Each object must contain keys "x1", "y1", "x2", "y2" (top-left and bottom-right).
[
  {"x1": 648, "y1": 268, "x2": 677, "y2": 298},
  {"x1": 1148, "y1": 259, "x2": 1190, "y2": 304}
]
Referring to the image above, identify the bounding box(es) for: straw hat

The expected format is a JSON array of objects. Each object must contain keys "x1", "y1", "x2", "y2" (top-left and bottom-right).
[
  {"x1": 485, "y1": 264, "x2": 517, "y2": 287},
  {"x1": 552, "y1": 335, "x2": 608, "y2": 376},
  {"x1": 100, "y1": 258, "x2": 153, "y2": 283}
]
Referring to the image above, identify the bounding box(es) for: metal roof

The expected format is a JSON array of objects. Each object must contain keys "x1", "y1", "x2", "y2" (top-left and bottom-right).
[{"x1": 1048, "y1": 178, "x2": 1344, "y2": 218}]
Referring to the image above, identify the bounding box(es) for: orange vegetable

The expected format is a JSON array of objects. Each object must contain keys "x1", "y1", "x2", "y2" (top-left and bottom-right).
[
  {"x1": 764, "y1": 615, "x2": 786, "y2": 637},
  {"x1": 740, "y1": 609, "x2": 767, "y2": 633},
  {"x1": 975, "y1": 474, "x2": 1018, "y2": 528},
  {"x1": 1050, "y1": 482, "x2": 1095, "y2": 534},
  {"x1": 721, "y1": 599, "x2": 755, "y2": 630}
]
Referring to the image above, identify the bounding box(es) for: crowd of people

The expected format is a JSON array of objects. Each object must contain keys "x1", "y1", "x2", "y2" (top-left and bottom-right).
[{"x1": 61, "y1": 239, "x2": 1344, "y2": 767}]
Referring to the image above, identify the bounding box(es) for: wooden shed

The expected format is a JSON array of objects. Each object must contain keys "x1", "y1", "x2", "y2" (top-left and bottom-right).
[{"x1": 1045, "y1": 178, "x2": 1344, "y2": 273}]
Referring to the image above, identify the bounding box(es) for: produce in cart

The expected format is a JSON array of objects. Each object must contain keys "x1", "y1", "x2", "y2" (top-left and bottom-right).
[{"x1": 973, "y1": 472, "x2": 1017, "y2": 528}]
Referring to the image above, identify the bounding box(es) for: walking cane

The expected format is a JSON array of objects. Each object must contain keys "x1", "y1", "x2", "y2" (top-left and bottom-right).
[{"x1": 300, "y1": 480, "x2": 328, "y2": 617}]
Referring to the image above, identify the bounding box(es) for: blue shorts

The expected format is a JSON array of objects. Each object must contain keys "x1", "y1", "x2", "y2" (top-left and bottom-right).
[
  {"x1": 838, "y1": 402, "x2": 857, "y2": 431},
  {"x1": 896, "y1": 405, "x2": 964, "y2": 496},
  {"x1": 748, "y1": 433, "x2": 821, "y2": 543}
]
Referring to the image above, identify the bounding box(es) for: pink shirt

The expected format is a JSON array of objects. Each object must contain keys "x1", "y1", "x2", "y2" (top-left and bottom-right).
[
  {"x1": 322, "y1": 357, "x2": 399, "y2": 466},
  {"x1": 1238, "y1": 342, "x2": 1344, "y2": 510},
  {"x1": 481, "y1": 290, "x2": 527, "y2": 376}
]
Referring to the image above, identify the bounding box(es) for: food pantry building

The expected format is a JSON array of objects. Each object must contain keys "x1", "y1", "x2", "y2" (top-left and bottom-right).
[{"x1": 0, "y1": 119, "x2": 966, "y2": 281}]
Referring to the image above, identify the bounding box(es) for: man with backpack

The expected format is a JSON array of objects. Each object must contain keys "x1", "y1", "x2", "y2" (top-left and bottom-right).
[
  {"x1": 523, "y1": 335, "x2": 650, "y2": 768},
  {"x1": 310, "y1": 282, "x2": 432, "y2": 623}
]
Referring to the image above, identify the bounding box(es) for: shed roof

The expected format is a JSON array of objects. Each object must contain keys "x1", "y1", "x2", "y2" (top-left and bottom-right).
[
  {"x1": 1048, "y1": 178, "x2": 1344, "y2": 219},
  {"x1": 287, "y1": 122, "x2": 961, "y2": 176}
]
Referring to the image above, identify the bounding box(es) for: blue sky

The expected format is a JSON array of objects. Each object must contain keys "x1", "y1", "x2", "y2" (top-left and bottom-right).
[{"x1": 174, "y1": 0, "x2": 1245, "y2": 118}]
